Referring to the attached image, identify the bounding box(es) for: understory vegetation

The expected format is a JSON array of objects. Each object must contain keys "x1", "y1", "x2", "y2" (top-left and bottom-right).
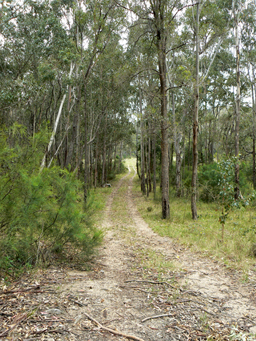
[
  {"x1": 130, "y1": 158, "x2": 256, "y2": 273},
  {"x1": 0, "y1": 126, "x2": 105, "y2": 278}
]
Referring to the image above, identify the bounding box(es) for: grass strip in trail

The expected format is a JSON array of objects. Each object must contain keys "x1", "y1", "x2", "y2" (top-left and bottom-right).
[
  {"x1": 129, "y1": 162, "x2": 256, "y2": 274},
  {"x1": 88, "y1": 171, "x2": 128, "y2": 227}
]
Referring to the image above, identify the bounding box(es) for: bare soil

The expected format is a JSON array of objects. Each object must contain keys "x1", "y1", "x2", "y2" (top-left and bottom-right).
[{"x1": 1, "y1": 166, "x2": 256, "y2": 340}]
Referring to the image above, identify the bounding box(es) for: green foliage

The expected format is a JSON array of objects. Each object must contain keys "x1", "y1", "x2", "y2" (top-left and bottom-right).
[
  {"x1": 0, "y1": 127, "x2": 102, "y2": 276},
  {"x1": 133, "y1": 174, "x2": 256, "y2": 271},
  {"x1": 199, "y1": 161, "x2": 253, "y2": 203},
  {"x1": 198, "y1": 163, "x2": 221, "y2": 202},
  {"x1": 217, "y1": 157, "x2": 254, "y2": 241}
]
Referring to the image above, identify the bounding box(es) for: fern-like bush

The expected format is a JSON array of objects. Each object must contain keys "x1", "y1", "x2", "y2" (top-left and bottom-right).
[{"x1": 0, "y1": 125, "x2": 102, "y2": 275}]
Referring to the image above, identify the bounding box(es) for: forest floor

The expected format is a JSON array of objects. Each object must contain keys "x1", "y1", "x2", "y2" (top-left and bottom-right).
[{"x1": 1, "y1": 164, "x2": 256, "y2": 340}]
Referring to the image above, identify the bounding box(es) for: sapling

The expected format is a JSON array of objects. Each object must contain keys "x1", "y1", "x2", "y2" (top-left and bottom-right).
[{"x1": 218, "y1": 157, "x2": 250, "y2": 242}]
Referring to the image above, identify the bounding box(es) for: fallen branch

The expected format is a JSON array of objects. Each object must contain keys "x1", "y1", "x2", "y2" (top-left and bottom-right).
[
  {"x1": 0, "y1": 313, "x2": 28, "y2": 337},
  {"x1": 119, "y1": 285, "x2": 151, "y2": 294},
  {"x1": 141, "y1": 313, "x2": 175, "y2": 323},
  {"x1": 68, "y1": 297, "x2": 86, "y2": 307},
  {"x1": 0, "y1": 285, "x2": 40, "y2": 295},
  {"x1": 83, "y1": 312, "x2": 145, "y2": 341},
  {"x1": 124, "y1": 279, "x2": 174, "y2": 288}
]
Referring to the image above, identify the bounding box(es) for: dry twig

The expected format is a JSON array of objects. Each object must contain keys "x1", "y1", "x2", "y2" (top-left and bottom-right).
[
  {"x1": 83, "y1": 311, "x2": 146, "y2": 341},
  {"x1": 124, "y1": 279, "x2": 175, "y2": 288},
  {"x1": 0, "y1": 313, "x2": 28, "y2": 337},
  {"x1": 141, "y1": 313, "x2": 175, "y2": 323}
]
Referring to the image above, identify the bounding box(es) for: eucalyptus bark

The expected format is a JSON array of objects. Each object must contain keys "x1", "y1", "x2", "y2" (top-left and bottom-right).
[
  {"x1": 94, "y1": 136, "x2": 99, "y2": 188},
  {"x1": 102, "y1": 114, "x2": 107, "y2": 186},
  {"x1": 251, "y1": 77, "x2": 256, "y2": 189},
  {"x1": 65, "y1": 111, "x2": 77, "y2": 169},
  {"x1": 191, "y1": 1, "x2": 200, "y2": 220},
  {"x1": 84, "y1": 83, "x2": 88, "y2": 202},
  {"x1": 234, "y1": 17, "x2": 240, "y2": 200},
  {"x1": 113, "y1": 142, "x2": 117, "y2": 173},
  {"x1": 148, "y1": 136, "x2": 152, "y2": 194},
  {"x1": 136, "y1": 117, "x2": 141, "y2": 179},
  {"x1": 172, "y1": 92, "x2": 181, "y2": 197},
  {"x1": 153, "y1": 127, "x2": 157, "y2": 199},
  {"x1": 157, "y1": 33, "x2": 170, "y2": 218},
  {"x1": 119, "y1": 141, "x2": 123, "y2": 172},
  {"x1": 40, "y1": 93, "x2": 67, "y2": 172},
  {"x1": 140, "y1": 85, "x2": 146, "y2": 195}
]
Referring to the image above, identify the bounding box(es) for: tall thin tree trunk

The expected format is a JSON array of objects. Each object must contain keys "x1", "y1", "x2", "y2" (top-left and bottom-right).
[
  {"x1": 234, "y1": 15, "x2": 240, "y2": 200},
  {"x1": 40, "y1": 93, "x2": 67, "y2": 172},
  {"x1": 136, "y1": 116, "x2": 141, "y2": 179},
  {"x1": 113, "y1": 142, "x2": 117, "y2": 173},
  {"x1": 84, "y1": 83, "x2": 88, "y2": 202},
  {"x1": 145, "y1": 142, "x2": 149, "y2": 197},
  {"x1": 102, "y1": 114, "x2": 107, "y2": 185},
  {"x1": 153, "y1": 127, "x2": 157, "y2": 200},
  {"x1": 172, "y1": 92, "x2": 181, "y2": 197},
  {"x1": 75, "y1": 86, "x2": 81, "y2": 177},
  {"x1": 191, "y1": 1, "x2": 200, "y2": 220},
  {"x1": 158, "y1": 37, "x2": 170, "y2": 219},
  {"x1": 188, "y1": 129, "x2": 191, "y2": 170},
  {"x1": 251, "y1": 76, "x2": 256, "y2": 189},
  {"x1": 119, "y1": 141, "x2": 123, "y2": 172},
  {"x1": 140, "y1": 85, "x2": 146, "y2": 194},
  {"x1": 148, "y1": 136, "x2": 152, "y2": 194},
  {"x1": 65, "y1": 111, "x2": 77, "y2": 169},
  {"x1": 94, "y1": 136, "x2": 98, "y2": 188}
]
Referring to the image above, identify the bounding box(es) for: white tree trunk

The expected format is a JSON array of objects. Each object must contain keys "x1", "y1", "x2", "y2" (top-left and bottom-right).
[{"x1": 40, "y1": 63, "x2": 74, "y2": 172}]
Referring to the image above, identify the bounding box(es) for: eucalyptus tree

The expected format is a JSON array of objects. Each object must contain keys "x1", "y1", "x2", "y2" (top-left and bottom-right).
[
  {"x1": 85, "y1": 37, "x2": 133, "y2": 187},
  {"x1": 61, "y1": 0, "x2": 127, "y2": 200},
  {"x1": 182, "y1": 0, "x2": 231, "y2": 218},
  {"x1": 232, "y1": 0, "x2": 242, "y2": 199},
  {"x1": 241, "y1": 2, "x2": 256, "y2": 188},
  {"x1": 0, "y1": 0, "x2": 72, "y2": 134},
  {"x1": 126, "y1": 0, "x2": 194, "y2": 219}
]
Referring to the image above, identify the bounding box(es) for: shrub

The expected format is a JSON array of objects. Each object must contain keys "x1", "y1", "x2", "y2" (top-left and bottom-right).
[
  {"x1": 198, "y1": 162, "x2": 220, "y2": 202},
  {"x1": 0, "y1": 126, "x2": 102, "y2": 275},
  {"x1": 198, "y1": 161, "x2": 253, "y2": 203}
]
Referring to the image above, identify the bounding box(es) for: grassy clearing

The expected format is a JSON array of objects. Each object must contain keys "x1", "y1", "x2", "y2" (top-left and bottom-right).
[{"x1": 132, "y1": 175, "x2": 256, "y2": 273}]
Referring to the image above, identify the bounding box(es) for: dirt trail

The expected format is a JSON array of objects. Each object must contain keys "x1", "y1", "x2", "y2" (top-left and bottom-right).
[
  {"x1": 61, "y1": 166, "x2": 256, "y2": 340},
  {"x1": 1, "y1": 166, "x2": 256, "y2": 340}
]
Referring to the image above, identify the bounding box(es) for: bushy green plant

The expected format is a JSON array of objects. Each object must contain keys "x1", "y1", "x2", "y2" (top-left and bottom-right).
[
  {"x1": 218, "y1": 157, "x2": 253, "y2": 242},
  {"x1": 0, "y1": 126, "x2": 102, "y2": 275},
  {"x1": 198, "y1": 161, "x2": 252, "y2": 203},
  {"x1": 198, "y1": 162, "x2": 220, "y2": 202}
]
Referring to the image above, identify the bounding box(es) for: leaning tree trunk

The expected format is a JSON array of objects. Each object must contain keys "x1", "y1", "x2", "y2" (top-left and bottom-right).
[{"x1": 191, "y1": 0, "x2": 200, "y2": 220}]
